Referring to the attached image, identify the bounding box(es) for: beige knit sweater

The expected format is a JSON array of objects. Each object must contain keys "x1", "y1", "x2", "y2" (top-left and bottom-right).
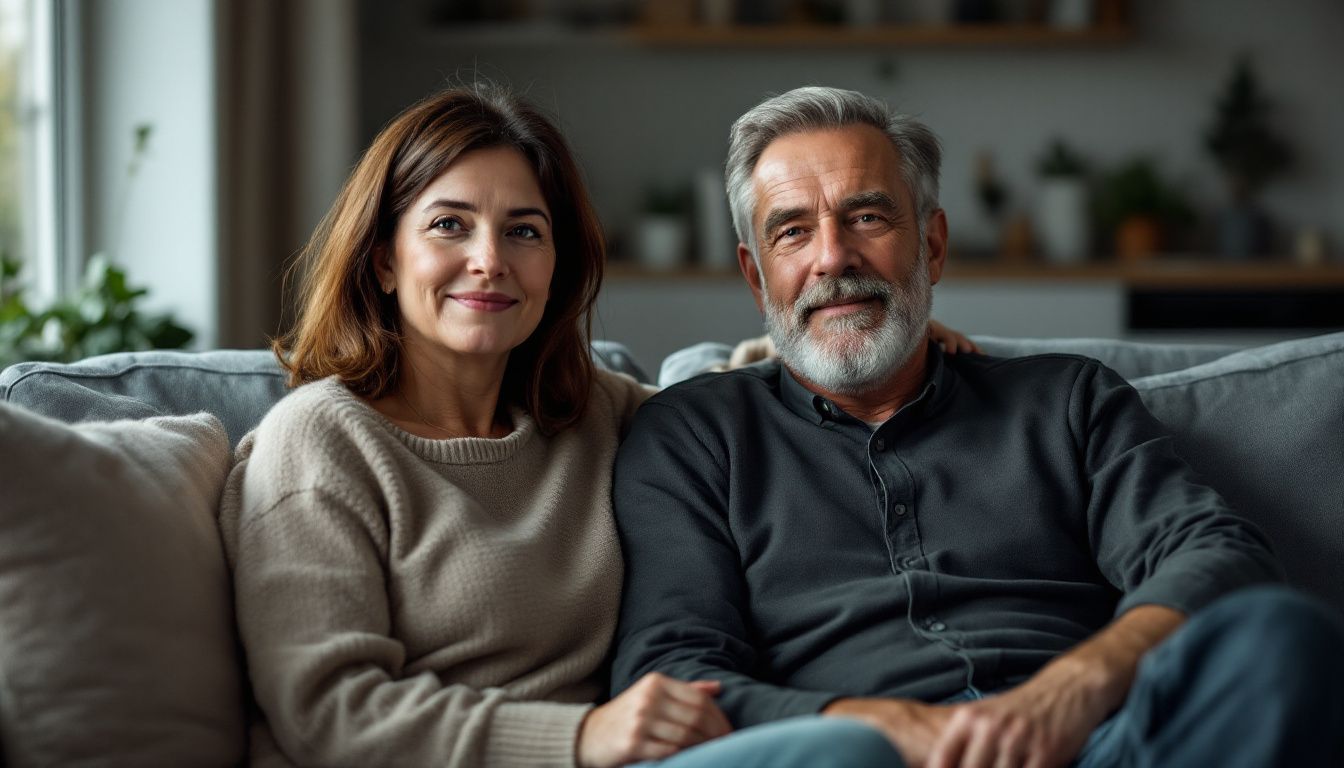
[{"x1": 217, "y1": 369, "x2": 651, "y2": 767}]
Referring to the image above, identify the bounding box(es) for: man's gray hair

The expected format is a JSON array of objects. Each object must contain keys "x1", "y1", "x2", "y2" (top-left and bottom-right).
[{"x1": 725, "y1": 86, "x2": 943, "y2": 262}]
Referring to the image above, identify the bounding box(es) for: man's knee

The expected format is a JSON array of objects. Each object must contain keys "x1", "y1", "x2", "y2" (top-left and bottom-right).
[
  {"x1": 1177, "y1": 585, "x2": 1344, "y2": 696},
  {"x1": 756, "y1": 717, "x2": 904, "y2": 768}
]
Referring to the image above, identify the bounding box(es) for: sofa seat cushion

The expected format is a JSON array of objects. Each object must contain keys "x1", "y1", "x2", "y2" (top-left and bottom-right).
[
  {"x1": 0, "y1": 405, "x2": 245, "y2": 766},
  {"x1": 1132, "y1": 331, "x2": 1344, "y2": 614}
]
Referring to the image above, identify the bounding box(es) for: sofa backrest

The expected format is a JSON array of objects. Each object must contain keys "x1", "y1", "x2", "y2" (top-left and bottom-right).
[{"x1": 0, "y1": 341, "x2": 648, "y2": 448}]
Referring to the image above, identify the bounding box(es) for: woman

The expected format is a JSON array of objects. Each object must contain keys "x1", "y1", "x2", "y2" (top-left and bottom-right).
[{"x1": 219, "y1": 85, "x2": 975, "y2": 767}]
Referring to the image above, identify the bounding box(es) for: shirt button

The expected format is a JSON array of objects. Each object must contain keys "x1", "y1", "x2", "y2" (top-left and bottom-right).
[
  {"x1": 874, "y1": 438, "x2": 885, "y2": 451},
  {"x1": 893, "y1": 503, "x2": 907, "y2": 517},
  {"x1": 929, "y1": 621, "x2": 947, "y2": 632}
]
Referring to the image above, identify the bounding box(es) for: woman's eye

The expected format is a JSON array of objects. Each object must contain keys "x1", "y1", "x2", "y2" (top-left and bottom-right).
[
  {"x1": 509, "y1": 224, "x2": 541, "y2": 239},
  {"x1": 431, "y1": 217, "x2": 464, "y2": 232}
]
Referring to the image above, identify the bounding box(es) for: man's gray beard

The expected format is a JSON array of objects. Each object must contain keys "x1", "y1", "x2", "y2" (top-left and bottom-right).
[{"x1": 763, "y1": 250, "x2": 932, "y2": 397}]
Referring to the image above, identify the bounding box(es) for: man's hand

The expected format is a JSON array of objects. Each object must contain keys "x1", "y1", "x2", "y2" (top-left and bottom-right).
[
  {"x1": 828, "y1": 605, "x2": 1185, "y2": 768},
  {"x1": 925, "y1": 660, "x2": 1111, "y2": 768}
]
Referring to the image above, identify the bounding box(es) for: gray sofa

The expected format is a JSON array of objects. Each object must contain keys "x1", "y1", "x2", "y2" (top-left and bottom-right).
[{"x1": 1, "y1": 333, "x2": 1341, "y2": 765}]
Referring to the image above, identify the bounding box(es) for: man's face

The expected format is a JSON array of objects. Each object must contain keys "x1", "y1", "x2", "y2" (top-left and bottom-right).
[{"x1": 738, "y1": 125, "x2": 947, "y2": 395}]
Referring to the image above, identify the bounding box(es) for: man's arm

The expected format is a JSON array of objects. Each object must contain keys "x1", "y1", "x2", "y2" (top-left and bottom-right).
[
  {"x1": 825, "y1": 604, "x2": 1182, "y2": 768},
  {"x1": 829, "y1": 361, "x2": 1278, "y2": 768},
  {"x1": 609, "y1": 398, "x2": 839, "y2": 726}
]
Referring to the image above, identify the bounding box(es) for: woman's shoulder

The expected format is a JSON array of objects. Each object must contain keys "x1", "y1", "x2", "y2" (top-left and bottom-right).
[
  {"x1": 253, "y1": 377, "x2": 378, "y2": 446},
  {"x1": 588, "y1": 368, "x2": 656, "y2": 437}
]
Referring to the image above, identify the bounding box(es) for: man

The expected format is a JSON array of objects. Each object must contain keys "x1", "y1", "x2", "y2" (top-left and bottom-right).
[{"x1": 610, "y1": 86, "x2": 1344, "y2": 767}]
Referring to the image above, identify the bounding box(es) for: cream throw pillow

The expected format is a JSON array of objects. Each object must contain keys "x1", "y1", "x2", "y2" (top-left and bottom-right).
[{"x1": 0, "y1": 404, "x2": 245, "y2": 766}]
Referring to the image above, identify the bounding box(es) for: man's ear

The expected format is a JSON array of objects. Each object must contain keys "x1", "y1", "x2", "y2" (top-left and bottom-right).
[
  {"x1": 738, "y1": 243, "x2": 766, "y2": 314},
  {"x1": 924, "y1": 209, "x2": 949, "y2": 286}
]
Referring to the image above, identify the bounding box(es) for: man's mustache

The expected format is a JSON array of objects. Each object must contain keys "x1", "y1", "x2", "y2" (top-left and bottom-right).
[{"x1": 793, "y1": 275, "x2": 894, "y2": 324}]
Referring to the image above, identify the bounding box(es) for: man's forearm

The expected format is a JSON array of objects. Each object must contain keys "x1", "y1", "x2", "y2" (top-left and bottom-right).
[{"x1": 1036, "y1": 603, "x2": 1186, "y2": 713}]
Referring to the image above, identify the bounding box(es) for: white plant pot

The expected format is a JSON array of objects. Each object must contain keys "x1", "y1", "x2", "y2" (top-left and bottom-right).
[
  {"x1": 636, "y1": 215, "x2": 689, "y2": 271},
  {"x1": 1037, "y1": 179, "x2": 1090, "y2": 264},
  {"x1": 1049, "y1": 0, "x2": 1093, "y2": 28}
]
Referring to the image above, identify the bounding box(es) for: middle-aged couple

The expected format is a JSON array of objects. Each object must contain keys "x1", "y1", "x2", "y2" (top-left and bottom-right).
[{"x1": 219, "y1": 83, "x2": 1344, "y2": 768}]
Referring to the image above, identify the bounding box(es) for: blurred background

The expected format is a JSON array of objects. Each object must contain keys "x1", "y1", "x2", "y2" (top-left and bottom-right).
[{"x1": 2, "y1": 0, "x2": 1342, "y2": 370}]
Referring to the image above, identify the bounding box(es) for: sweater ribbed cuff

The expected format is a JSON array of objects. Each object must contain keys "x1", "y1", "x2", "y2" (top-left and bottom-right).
[{"x1": 483, "y1": 700, "x2": 593, "y2": 767}]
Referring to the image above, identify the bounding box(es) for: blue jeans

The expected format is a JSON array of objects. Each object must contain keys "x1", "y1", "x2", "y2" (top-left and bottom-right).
[
  {"x1": 651, "y1": 586, "x2": 1344, "y2": 767},
  {"x1": 1072, "y1": 586, "x2": 1344, "y2": 767},
  {"x1": 641, "y1": 715, "x2": 900, "y2": 768}
]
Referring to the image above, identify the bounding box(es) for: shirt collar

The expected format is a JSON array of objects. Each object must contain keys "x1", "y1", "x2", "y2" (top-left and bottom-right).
[{"x1": 777, "y1": 340, "x2": 951, "y2": 427}]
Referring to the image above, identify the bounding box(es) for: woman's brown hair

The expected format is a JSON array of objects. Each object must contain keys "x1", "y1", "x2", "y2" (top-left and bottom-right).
[{"x1": 274, "y1": 85, "x2": 605, "y2": 434}]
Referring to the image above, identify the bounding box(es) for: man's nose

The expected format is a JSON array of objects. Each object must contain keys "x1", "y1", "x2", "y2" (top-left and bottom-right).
[{"x1": 814, "y1": 218, "x2": 861, "y2": 276}]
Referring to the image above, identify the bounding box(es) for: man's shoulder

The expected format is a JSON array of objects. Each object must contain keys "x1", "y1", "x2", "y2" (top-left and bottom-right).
[
  {"x1": 949, "y1": 350, "x2": 1110, "y2": 388},
  {"x1": 637, "y1": 361, "x2": 781, "y2": 425}
]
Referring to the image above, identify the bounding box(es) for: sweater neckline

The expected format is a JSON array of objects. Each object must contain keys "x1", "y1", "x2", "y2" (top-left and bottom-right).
[{"x1": 321, "y1": 378, "x2": 537, "y2": 465}]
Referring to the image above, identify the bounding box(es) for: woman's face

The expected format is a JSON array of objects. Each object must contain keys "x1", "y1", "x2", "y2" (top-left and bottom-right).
[{"x1": 378, "y1": 146, "x2": 556, "y2": 370}]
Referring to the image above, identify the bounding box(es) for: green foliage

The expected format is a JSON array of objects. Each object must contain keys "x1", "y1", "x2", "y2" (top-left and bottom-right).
[
  {"x1": 1037, "y1": 138, "x2": 1087, "y2": 178},
  {"x1": 1204, "y1": 55, "x2": 1292, "y2": 198},
  {"x1": 0, "y1": 252, "x2": 193, "y2": 368},
  {"x1": 1094, "y1": 159, "x2": 1194, "y2": 232}
]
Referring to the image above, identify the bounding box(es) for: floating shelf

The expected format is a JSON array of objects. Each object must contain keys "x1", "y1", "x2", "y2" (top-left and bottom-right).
[
  {"x1": 431, "y1": 22, "x2": 1135, "y2": 49},
  {"x1": 606, "y1": 260, "x2": 1344, "y2": 289}
]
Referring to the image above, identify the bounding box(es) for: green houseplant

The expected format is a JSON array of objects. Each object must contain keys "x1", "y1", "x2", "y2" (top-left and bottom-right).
[
  {"x1": 1, "y1": 252, "x2": 193, "y2": 368},
  {"x1": 0, "y1": 124, "x2": 194, "y2": 367},
  {"x1": 1204, "y1": 55, "x2": 1292, "y2": 259},
  {"x1": 1094, "y1": 159, "x2": 1193, "y2": 261}
]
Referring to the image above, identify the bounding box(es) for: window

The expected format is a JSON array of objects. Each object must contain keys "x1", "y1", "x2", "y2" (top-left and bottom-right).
[
  {"x1": 1, "y1": 0, "x2": 25, "y2": 268},
  {"x1": 1, "y1": 0, "x2": 65, "y2": 302}
]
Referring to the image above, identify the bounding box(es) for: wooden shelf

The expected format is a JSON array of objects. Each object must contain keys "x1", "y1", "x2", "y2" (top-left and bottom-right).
[
  {"x1": 431, "y1": 21, "x2": 1134, "y2": 49},
  {"x1": 947, "y1": 260, "x2": 1344, "y2": 289},
  {"x1": 627, "y1": 22, "x2": 1135, "y2": 48},
  {"x1": 607, "y1": 260, "x2": 1344, "y2": 289}
]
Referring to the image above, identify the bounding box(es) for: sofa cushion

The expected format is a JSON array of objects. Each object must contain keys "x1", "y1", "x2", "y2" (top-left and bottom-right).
[
  {"x1": 1131, "y1": 331, "x2": 1344, "y2": 614},
  {"x1": 0, "y1": 350, "x2": 287, "y2": 448},
  {"x1": 972, "y1": 336, "x2": 1241, "y2": 381},
  {"x1": 0, "y1": 405, "x2": 245, "y2": 766}
]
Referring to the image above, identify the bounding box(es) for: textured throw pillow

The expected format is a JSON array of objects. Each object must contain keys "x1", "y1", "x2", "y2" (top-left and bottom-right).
[
  {"x1": 0, "y1": 404, "x2": 245, "y2": 766},
  {"x1": 1133, "y1": 332, "x2": 1344, "y2": 615}
]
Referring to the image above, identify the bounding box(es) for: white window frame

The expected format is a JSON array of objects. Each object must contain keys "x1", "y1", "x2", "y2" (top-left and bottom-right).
[{"x1": 18, "y1": 0, "x2": 80, "y2": 301}]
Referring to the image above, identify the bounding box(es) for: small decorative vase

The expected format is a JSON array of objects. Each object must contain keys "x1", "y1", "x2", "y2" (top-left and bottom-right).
[
  {"x1": 636, "y1": 215, "x2": 688, "y2": 271},
  {"x1": 1217, "y1": 203, "x2": 1271, "y2": 261},
  {"x1": 1037, "y1": 178, "x2": 1090, "y2": 264}
]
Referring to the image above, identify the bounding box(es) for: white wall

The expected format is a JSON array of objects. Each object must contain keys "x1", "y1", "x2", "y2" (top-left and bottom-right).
[
  {"x1": 81, "y1": 0, "x2": 218, "y2": 347},
  {"x1": 362, "y1": 1, "x2": 1344, "y2": 257},
  {"x1": 359, "y1": 0, "x2": 1344, "y2": 369}
]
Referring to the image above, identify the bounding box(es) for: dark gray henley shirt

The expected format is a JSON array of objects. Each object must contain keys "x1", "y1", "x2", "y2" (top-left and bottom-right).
[{"x1": 609, "y1": 345, "x2": 1282, "y2": 727}]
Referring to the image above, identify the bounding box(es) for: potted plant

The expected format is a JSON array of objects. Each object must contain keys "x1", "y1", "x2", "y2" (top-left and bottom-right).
[
  {"x1": 634, "y1": 184, "x2": 690, "y2": 271},
  {"x1": 1036, "y1": 138, "x2": 1090, "y2": 264},
  {"x1": 1094, "y1": 159, "x2": 1193, "y2": 261},
  {"x1": 1204, "y1": 54, "x2": 1292, "y2": 260},
  {"x1": 1, "y1": 253, "x2": 193, "y2": 367}
]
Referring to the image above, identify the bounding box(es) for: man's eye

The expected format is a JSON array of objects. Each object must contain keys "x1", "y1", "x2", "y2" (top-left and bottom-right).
[
  {"x1": 857, "y1": 213, "x2": 881, "y2": 223},
  {"x1": 782, "y1": 226, "x2": 803, "y2": 238}
]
